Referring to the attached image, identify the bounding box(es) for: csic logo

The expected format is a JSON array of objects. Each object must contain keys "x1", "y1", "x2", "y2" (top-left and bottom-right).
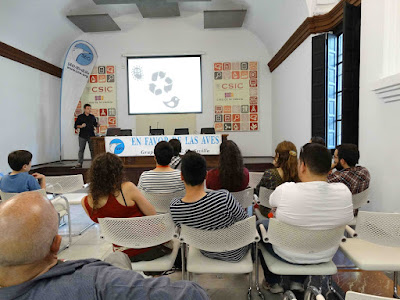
[
  {"x1": 109, "y1": 139, "x2": 125, "y2": 155},
  {"x1": 73, "y1": 43, "x2": 94, "y2": 66}
]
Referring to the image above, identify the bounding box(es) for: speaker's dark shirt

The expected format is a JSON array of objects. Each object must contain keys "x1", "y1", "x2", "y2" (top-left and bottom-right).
[{"x1": 74, "y1": 113, "x2": 97, "y2": 138}]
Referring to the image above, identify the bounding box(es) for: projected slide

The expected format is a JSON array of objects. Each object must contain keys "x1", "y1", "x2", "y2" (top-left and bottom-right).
[{"x1": 127, "y1": 56, "x2": 202, "y2": 114}]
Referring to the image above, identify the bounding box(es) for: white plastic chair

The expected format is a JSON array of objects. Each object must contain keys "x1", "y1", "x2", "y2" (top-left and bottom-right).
[
  {"x1": 139, "y1": 189, "x2": 186, "y2": 213},
  {"x1": 340, "y1": 211, "x2": 400, "y2": 298},
  {"x1": 249, "y1": 172, "x2": 264, "y2": 189},
  {"x1": 0, "y1": 189, "x2": 72, "y2": 251},
  {"x1": 346, "y1": 292, "x2": 394, "y2": 300},
  {"x1": 231, "y1": 187, "x2": 254, "y2": 209},
  {"x1": 258, "y1": 218, "x2": 346, "y2": 300},
  {"x1": 45, "y1": 175, "x2": 93, "y2": 235},
  {"x1": 98, "y1": 213, "x2": 180, "y2": 272},
  {"x1": 254, "y1": 187, "x2": 274, "y2": 221},
  {"x1": 349, "y1": 189, "x2": 370, "y2": 226},
  {"x1": 178, "y1": 216, "x2": 262, "y2": 299}
]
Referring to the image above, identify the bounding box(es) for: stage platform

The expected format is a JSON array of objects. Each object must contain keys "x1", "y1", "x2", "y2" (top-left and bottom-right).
[{"x1": 32, "y1": 159, "x2": 274, "y2": 185}]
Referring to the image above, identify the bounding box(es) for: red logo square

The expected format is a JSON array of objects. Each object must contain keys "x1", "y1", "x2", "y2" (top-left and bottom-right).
[
  {"x1": 100, "y1": 125, "x2": 107, "y2": 134},
  {"x1": 90, "y1": 75, "x2": 97, "y2": 83},
  {"x1": 106, "y1": 66, "x2": 114, "y2": 74},
  {"x1": 77, "y1": 101, "x2": 82, "y2": 109},
  {"x1": 250, "y1": 122, "x2": 258, "y2": 131},
  {"x1": 224, "y1": 114, "x2": 231, "y2": 122},
  {"x1": 215, "y1": 105, "x2": 223, "y2": 114},
  {"x1": 99, "y1": 75, "x2": 106, "y2": 83},
  {"x1": 214, "y1": 63, "x2": 223, "y2": 71},
  {"x1": 249, "y1": 71, "x2": 257, "y2": 78},
  {"x1": 241, "y1": 71, "x2": 249, "y2": 79},
  {"x1": 232, "y1": 114, "x2": 241, "y2": 122},
  {"x1": 249, "y1": 79, "x2": 258, "y2": 87},
  {"x1": 108, "y1": 117, "x2": 116, "y2": 126},
  {"x1": 250, "y1": 114, "x2": 258, "y2": 122},
  {"x1": 232, "y1": 71, "x2": 240, "y2": 79},
  {"x1": 250, "y1": 105, "x2": 258, "y2": 113},
  {"x1": 223, "y1": 63, "x2": 231, "y2": 70},
  {"x1": 249, "y1": 96, "x2": 258, "y2": 104},
  {"x1": 215, "y1": 123, "x2": 223, "y2": 132},
  {"x1": 233, "y1": 123, "x2": 240, "y2": 131},
  {"x1": 100, "y1": 109, "x2": 108, "y2": 116},
  {"x1": 223, "y1": 106, "x2": 232, "y2": 113},
  {"x1": 249, "y1": 62, "x2": 258, "y2": 70}
]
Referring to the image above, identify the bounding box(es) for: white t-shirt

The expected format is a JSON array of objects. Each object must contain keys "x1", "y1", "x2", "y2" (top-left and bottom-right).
[{"x1": 269, "y1": 181, "x2": 353, "y2": 264}]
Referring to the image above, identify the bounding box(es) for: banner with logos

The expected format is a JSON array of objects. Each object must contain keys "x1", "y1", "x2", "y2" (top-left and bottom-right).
[
  {"x1": 105, "y1": 134, "x2": 222, "y2": 157},
  {"x1": 74, "y1": 65, "x2": 117, "y2": 135},
  {"x1": 213, "y1": 61, "x2": 259, "y2": 132},
  {"x1": 60, "y1": 40, "x2": 97, "y2": 158}
]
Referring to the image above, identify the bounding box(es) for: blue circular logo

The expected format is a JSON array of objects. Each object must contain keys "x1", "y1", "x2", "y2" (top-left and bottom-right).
[
  {"x1": 110, "y1": 139, "x2": 125, "y2": 155},
  {"x1": 74, "y1": 43, "x2": 93, "y2": 66}
]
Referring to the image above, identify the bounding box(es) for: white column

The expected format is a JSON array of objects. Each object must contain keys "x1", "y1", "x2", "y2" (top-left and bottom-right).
[{"x1": 382, "y1": 0, "x2": 400, "y2": 77}]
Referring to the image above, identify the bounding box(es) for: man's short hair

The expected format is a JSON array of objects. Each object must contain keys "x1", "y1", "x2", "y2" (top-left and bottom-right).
[
  {"x1": 337, "y1": 144, "x2": 359, "y2": 167},
  {"x1": 310, "y1": 136, "x2": 326, "y2": 146},
  {"x1": 154, "y1": 141, "x2": 174, "y2": 166},
  {"x1": 169, "y1": 139, "x2": 182, "y2": 156},
  {"x1": 83, "y1": 104, "x2": 91, "y2": 109},
  {"x1": 8, "y1": 150, "x2": 33, "y2": 171},
  {"x1": 299, "y1": 143, "x2": 331, "y2": 175},
  {"x1": 181, "y1": 151, "x2": 207, "y2": 186}
]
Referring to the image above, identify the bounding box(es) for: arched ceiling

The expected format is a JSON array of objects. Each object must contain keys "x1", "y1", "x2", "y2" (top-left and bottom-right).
[{"x1": 1, "y1": 0, "x2": 316, "y2": 68}]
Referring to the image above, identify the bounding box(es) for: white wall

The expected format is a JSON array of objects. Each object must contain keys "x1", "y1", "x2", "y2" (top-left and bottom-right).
[
  {"x1": 0, "y1": 57, "x2": 61, "y2": 173},
  {"x1": 358, "y1": 0, "x2": 400, "y2": 213},
  {"x1": 63, "y1": 12, "x2": 273, "y2": 159},
  {"x1": 271, "y1": 37, "x2": 312, "y2": 152}
]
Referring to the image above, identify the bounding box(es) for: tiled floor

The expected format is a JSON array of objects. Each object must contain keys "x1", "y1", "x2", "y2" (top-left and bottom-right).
[{"x1": 57, "y1": 205, "x2": 398, "y2": 299}]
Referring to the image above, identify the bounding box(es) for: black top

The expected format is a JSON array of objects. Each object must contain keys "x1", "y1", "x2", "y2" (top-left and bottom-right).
[{"x1": 74, "y1": 113, "x2": 98, "y2": 138}]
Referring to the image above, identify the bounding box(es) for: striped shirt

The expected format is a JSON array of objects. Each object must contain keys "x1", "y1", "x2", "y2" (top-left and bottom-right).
[
  {"x1": 170, "y1": 190, "x2": 249, "y2": 262},
  {"x1": 138, "y1": 170, "x2": 185, "y2": 193},
  {"x1": 170, "y1": 156, "x2": 182, "y2": 169}
]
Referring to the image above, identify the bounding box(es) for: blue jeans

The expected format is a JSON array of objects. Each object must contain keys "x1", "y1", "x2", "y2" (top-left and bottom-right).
[{"x1": 257, "y1": 219, "x2": 307, "y2": 285}]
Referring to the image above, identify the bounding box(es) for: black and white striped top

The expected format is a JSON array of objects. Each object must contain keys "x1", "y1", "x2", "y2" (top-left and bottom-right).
[
  {"x1": 138, "y1": 170, "x2": 185, "y2": 193},
  {"x1": 170, "y1": 190, "x2": 249, "y2": 262},
  {"x1": 170, "y1": 156, "x2": 182, "y2": 170}
]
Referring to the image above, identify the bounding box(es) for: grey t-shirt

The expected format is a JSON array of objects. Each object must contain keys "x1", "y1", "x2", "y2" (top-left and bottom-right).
[{"x1": 0, "y1": 259, "x2": 209, "y2": 300}]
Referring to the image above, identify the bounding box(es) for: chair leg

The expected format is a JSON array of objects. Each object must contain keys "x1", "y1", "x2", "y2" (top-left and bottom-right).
[
  {"x1": 326, "y1": 275, "x2": 344, "y2": 300},
  {"x1": 304, "y1": 286, "x2": 323, "y2": 300},
  {"x1": 58, "y1": 196, "x2": 72, "y2": 252},
  {"x1": 254, "y1": 243, "x2": 265, "y2": 299},
  {"x1": 180, "y1": 243, "x2": 186, "y2": 281},
  {"x1": 394, "y1": 271, "x2": 399, "y2": 299},
  {"x1": 248, "y1": 271, "x2": 253, "y2": 300},
  {"x1": 283, "y1": 291, "x2": 297, "y2": 300}
]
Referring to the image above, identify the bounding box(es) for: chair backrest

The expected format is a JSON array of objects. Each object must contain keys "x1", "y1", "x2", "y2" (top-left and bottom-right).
[
  {"x1": 346, "y1": 292, "x2": 393, "y2": 300},
  {"x1": 200, "y1": 127, "x2": 215, "y2": 134},
  {"x1": 45, "y1": 175, "x2": 84, "y2": 194},
  {"x1": 140, "y1": 189, "x2": 186, "y2": 213},
  {"x1": 352, "y1": 189, "x2": 370, "y2": 209},
  {"x1": 248, "y1": 172, "x2": 264, "y2": 189},
  {"x1": 174, "y1": 128, "x2": 189, "y2": 135},
  {"x1": 258, "y1": 187, "x2": 274, "y2": 208},
  {"x1": 150, "y1": 129, "x2": 164, "y2": 135},
  {"x1": 0, "y1": 189, "x2": 47, "y2": 202},
  {"x1": 355, "y1": 211, "x2": 400, "y2": 247},
  {"x1": 264, "y1": 218, "x2": 346, "y2": 254},
  {"x1": 106, "y1": 127, "x2": 121, "y2": 136},
  {"x1": 179, "y1": 216, "x2": 259, "y2": 252},
  {"x1": 98, "y1": 213, "x2": 176, "y2": 248},
  {"x1": 231, "y1": 187, "x2": 254, "y2": 208}
]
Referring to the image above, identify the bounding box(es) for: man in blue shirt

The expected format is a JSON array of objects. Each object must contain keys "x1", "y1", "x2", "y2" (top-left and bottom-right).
[{"x1": 0, "y1": 150, "x2": 45, "y2": 193}]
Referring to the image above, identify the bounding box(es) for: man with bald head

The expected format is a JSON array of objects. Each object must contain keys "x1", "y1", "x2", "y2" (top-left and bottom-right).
[{"x1": 0, "y1": 191, "x2": 209, "y2": 300}]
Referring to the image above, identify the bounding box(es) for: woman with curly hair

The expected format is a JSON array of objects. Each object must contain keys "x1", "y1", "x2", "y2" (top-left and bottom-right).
[
  {"x1": 206, "y1": 140, "x2": 249, "y2": 192},
  {"x1": 255, "y1": 140, "x2": 299, "y2": 216},
  {"x1": 81, "y1": 152, "x2": 171, "y2": 262}
]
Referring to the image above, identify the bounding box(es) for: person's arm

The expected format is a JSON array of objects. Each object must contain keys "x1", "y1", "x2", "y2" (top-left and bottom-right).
[
  {"x1": 92, "y1": 115, "x2": 99, "y2": 128},
  {"x1": 28, "y1": 174, "x2": 42, "y2": 191},
  {"x1": 226, "y1": 192, "x2": 248, "y2": 222},
  {"x1": 74, "y1": 115, "x2": 86, "y2": 129},
  {"x1": 327, "y1": 172, "x2": 341, "y2": 183},
  {"x1": 268, "y1": 184, "x2": 283, "y2": 208},
  {"x1": 125, "y1": 182, "x2": 156, "y2": 216},
  {"x1": 87, "y1": 261, "x2": 209, "y2": 299},
  {"x1": 32, "y1": 173, "x2": 46, "y2": 189}
]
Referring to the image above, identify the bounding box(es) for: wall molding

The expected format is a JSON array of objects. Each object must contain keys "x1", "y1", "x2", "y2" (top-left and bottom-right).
[
  {"x1": 268, "y1": 0, "x2": 361, "y2": 72},
  {"x1": 0, "y1": 42, "x2": 62, "y2": 78},
  {"x1": 372, "y1": 73, "x2": 400, "y2": 103}
]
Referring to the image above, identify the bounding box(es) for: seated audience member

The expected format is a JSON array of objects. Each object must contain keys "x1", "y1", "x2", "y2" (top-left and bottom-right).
[
  {"x1": 328, "y1": 143, "x2": 370, "y2": 194},
  {"x1": 206, "y1": 140, "x2": 249, "y2": 192},
  {"x1": 138, "y1": 141, "x2": 185, "y2": 193},
  {"x1": 82, "y1": 152, "x2": 171, "y2": 262},
  {"x1": 0, "y1": 150, "x2": 45, "y2": 193},
  {"x1": 0, "y1": 192, "x2": 209, "y2": 300},
  {"x1": 309, "y1": 136, "x2": 326, "y2": 146},
  {"x1": 169, "y1": 138, "x2": 182, "y2": 170},
  {"x1": 170, "y1": 151, "x2": 249, "y2": 262},
  {"x1": 258, "y1": 143, "x2": 353, "y2": 293},
  {"x1": 255, "y1": 141, "x2": 299, "y2": 216}
]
